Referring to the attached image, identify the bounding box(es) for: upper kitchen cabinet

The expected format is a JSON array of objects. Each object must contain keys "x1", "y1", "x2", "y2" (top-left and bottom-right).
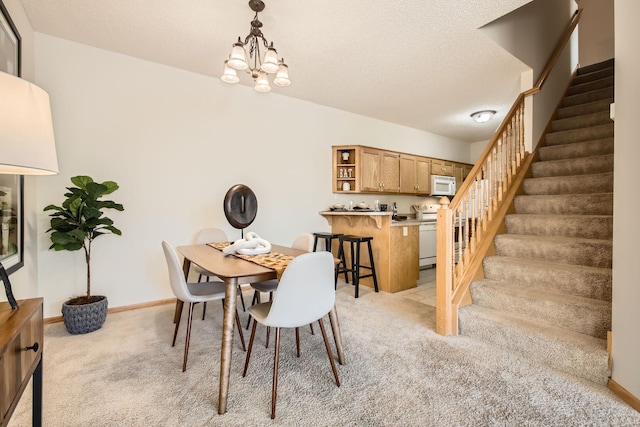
[
  {"x1": 399, "y1": 154, "x2": 431, "y2": 195},
  {"x1": 431, "y1": 159, "x2": 454, "y2": 176},
  {"x1": 360, "y1": 147, "x2": 399, "y2": 193},
  {"x1": 332, "y1": 145, "x2": 471, "y2": 195}
]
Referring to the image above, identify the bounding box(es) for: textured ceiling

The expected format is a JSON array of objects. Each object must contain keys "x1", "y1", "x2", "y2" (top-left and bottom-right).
[{"x1": 19, "y1": 0, "x2": 533, "y2": 142}]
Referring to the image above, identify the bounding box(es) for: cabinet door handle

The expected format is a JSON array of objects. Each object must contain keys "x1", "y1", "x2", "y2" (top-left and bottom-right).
[{"x1": 24, "y1": 342, "x2": 40, "y2": 353}]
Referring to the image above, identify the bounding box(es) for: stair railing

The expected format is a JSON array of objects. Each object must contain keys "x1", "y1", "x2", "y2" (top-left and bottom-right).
[{"x1": 435, "y1": 8, "x2": 582, "y2": 336}]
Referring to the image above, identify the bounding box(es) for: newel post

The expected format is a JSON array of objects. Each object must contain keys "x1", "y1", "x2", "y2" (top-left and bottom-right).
[{"x1": 436, "y1": 196, "x2": 455, "y2": 336}]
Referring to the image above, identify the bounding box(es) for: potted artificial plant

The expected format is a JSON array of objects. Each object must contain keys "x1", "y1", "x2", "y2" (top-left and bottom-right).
[{"x1": 44, "y1": 175, "x2": 124, "y2": 334}]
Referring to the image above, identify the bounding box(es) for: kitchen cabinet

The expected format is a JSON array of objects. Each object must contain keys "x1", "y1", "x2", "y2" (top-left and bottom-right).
[
  {"x1": 357, "y1": 147, "x2": 399, "y2": 193},
  {"x1": 332, "y1": 145, "x2": 471, "y2": 195},
  {"x1": 454, "y1": 163, "x2": 465, "y2": 191},
  {"x1": 431, "y1": 159, "x2": 454, "y2": 176},
  {"x1": 416, "y1": 157, "x2": 431, "y2": 195},
  {"x1": 400, "y1": 155, "x2": 431, "y2": 195}
]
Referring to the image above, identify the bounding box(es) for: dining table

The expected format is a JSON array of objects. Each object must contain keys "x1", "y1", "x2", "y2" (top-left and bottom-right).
[{"x1": 177, "y1": 243, "x2": 346, "y2": 415}]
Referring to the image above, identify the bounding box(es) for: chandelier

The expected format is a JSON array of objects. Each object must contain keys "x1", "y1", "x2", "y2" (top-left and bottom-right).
[{"x1": 221, "y1": 0, "x2": 291, "y2": 92}]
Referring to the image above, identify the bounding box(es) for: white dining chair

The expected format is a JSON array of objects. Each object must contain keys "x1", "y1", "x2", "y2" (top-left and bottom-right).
[
  {"x1": 246, "y1": 233, "x2": 315, "y2": 341},
  {"x1": 162, "y1": 241, "x2": 246, "y2": 372},
  {"x1": 193, "y1": 228, "x2": 246, "y2": 318},
  {"x1": 242, "y1": 251, "x2": 340, "y2": 419}
]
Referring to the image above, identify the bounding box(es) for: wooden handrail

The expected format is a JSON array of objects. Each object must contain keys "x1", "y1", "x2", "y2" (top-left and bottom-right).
[
  {"x1": 524, "y1": 9, "x2": 582, "y2": 96},
  {"x1": 436, "y1": 8, "x2": 583, "y2": 336}
]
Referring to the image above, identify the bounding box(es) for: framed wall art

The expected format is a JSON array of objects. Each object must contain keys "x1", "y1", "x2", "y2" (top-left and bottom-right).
[{"x1": 0, "y1": 0, "x2": 24, "y2": 274}]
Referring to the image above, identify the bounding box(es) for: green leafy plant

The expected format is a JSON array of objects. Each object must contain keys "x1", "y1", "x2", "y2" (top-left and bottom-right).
[{"x1": 44, "y1": 176, "x2": 124, "y2": 303}]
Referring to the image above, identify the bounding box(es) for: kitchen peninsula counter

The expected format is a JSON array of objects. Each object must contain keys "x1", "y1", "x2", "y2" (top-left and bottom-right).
[{"x1": 320, "y1": 211, "x2": 419, "y2": 293}]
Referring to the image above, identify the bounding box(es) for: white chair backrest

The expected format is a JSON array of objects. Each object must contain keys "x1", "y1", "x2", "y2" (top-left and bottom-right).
[
  {"x1": 196, "y1": 228, "x2": 228, "y2": 244},
  {"x1": 263, "y1": 251, "x2": 335, "y2": 328},
  {"x1": 162, "y1": 241, "x2": 193, "y2": 302},
  {"x1": 291, "y1": 233, "x2": 314, "y2": 252}
]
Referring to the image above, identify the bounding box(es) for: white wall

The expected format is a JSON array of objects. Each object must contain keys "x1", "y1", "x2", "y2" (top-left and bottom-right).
[
  {"x1": 577, "y1": 0, "x2": 615, "y2": 66},
  {"x1": 480, "y1": 0, "x2": 578, "y2": 150},
  {"x1": 29, "y1": 34, "x2": 470, "y2": 317},
  {"x1": 612, "y1": 0, "x2": 640, "y2": 403}
]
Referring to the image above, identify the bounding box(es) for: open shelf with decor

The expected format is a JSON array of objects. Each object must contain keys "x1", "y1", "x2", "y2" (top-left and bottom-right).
[{"x1": 333, "y1": 147, "x2": 358, "y2": 193}]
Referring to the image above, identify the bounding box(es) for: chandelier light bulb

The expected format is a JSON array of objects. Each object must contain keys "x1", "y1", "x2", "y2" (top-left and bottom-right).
[
  {"x1": 221, "y1": 60, "x2": 240, "y2": 83},
  {"x1": 254, "y1": 71, "x2": 271, "y2": 92},
  {"x1": 261, "y1": 44, "x2": 280, "y2": 73},
  {"x1": 228, "y1": 40, "x2": 248, "y2": 70},
  {"x1": 273, "y1": 61, "x2": 291, "y2": 87}
]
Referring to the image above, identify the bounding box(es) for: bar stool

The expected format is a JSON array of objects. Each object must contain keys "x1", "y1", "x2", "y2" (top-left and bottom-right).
[
  {"x1": 312, "y1": 232, "x2": 343, "y2": 253},
  {"x1": 336, "y1": 235, "x2": 379, "y2": 298},
  {"x1": 313, "y1": 232, "x2": 349, "y2": 285}
]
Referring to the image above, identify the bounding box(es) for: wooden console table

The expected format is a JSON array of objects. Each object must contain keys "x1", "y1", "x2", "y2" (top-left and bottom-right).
[{"x1": 0, "y1": 298, "x2": 43, "y2": 427}]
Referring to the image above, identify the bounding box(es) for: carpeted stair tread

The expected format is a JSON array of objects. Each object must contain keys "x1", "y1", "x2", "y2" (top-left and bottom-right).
[
  {"x1": 482, "y1": 256, "x2": 611, "y2": 301},
  {"x1": 514, "y1": 193, "x2": 613, "y2": 215},
  {"x1": 458, "y1": 305, "x2": 609, "y2": 385},
  {"x1": 522, "y1": 173, "x2": 613, "y2": 195},
  {"x1": 531, "y1": 154, "x2": 613, "y2": 178},
  {"x1": 576, "y1": 59, "x2": 614, "y2": 76},
  {"x1": 505, "y1": 214, "x2": 613, "y2": 239},
  {"x1": 469, "y1": 279, "x2": 611, "y2": 339},
  {"x1": 571, "y1": 66, "x2": 613, "y2": 86},
  {"x1": 566, "y1": 76, "x2": 613, "y2": 97},
  {"x1": 556, "y1": 98, "x2": 613, "y2": 119},
  {"x1": 560, "y1": 87, "x2": 614, "y2": 108},
  {"x1": 545, "y1": 123, "x2": 613, "y2": 146},
  {"x1": 539, "y1": 138, "x2": 613, "y2": 161},
  {"x1": 551, "y1": 111, "x2": 612, "y2": 132},
  {"x1": 494, "y1": 234, "x2": 612, "y2": 268}
]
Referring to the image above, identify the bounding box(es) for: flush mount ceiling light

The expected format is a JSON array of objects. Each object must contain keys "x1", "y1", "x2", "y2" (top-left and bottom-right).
[
  {"x1": 221, "y1": 0, "x2": 291, "y2": 92},
  {"x1": 470, "y1": 110, "x2": 496, "y2": 123}
]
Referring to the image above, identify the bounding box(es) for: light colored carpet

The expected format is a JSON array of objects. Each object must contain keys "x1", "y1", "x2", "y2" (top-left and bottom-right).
[{"x1": 8, "y1": 281, "x2": 640, "y2": 426}]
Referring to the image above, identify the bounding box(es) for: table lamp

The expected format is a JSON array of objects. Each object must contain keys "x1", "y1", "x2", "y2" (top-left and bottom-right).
[{"x1": 0, "y1": 71, "x2": 59, "y2": 309}]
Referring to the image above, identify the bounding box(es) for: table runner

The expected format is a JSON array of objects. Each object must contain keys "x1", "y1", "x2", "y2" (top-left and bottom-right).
[{"x1": 207, "y1": 241, "x2": 294, "y2": 279}]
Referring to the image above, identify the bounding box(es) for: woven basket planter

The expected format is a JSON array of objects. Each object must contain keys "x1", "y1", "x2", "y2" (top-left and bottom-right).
[{"x1": 62, "y1": 296, "x2": 108, "y2": 335}]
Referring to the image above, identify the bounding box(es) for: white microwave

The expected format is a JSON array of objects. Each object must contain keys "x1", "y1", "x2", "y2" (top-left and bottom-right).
[{"x1": 430, "y1": 175, "x2": 456, "y2": 196}]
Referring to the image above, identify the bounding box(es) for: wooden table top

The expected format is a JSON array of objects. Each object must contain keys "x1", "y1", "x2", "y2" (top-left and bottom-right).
[{"x1": 177, "y1": 244, "x2": 307, "y2": 284}]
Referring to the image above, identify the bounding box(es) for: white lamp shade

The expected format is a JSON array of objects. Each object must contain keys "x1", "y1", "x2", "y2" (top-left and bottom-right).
[
  {"x1": 228, "y1": 43, "x2": 248, "y2": 70},
  {"x1": 273, "y1": 62, "x2": 291, "y2": 87},
  {"x1": 0, "y1": 72, "x2": 59, "y2": 175},
  {"x1": 260, "y1": 46, "x2": 279, "y2": 74},
  {"x1": 254, "y1": 71, "x2": 271, "y2": 93},
  {"x1": 221, "y1": 60, "x2": 240, "y2": 83}
]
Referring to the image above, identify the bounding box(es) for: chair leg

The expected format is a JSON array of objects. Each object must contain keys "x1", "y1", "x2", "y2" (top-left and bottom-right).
[
  {"x1": 172, "y1": 300, "x2": 184, "y2": 346},
  {"x1": 246, "y1": 291, "x2": 259, "y2": 329},
  {"x1": 271, "y1": 327, "x2": 281, "y2": 419},
  {"x1": 309, "y1": 323, "x2": 315, "y2": 335},
  {"x1": 295, "y1": 327, "x2": 301, "y2": 357},
  {"x1": 243, "y1": 320, "x2": 258, "y2": 377},
  {"x1": 265, "y1": 292, "x2": 274, "y2": 348},
  {"x1": 199, "y1": 275, "x2": 207, "y2": 320},
  {"x1": 235, "y1": 309, "x2": 246, "y2": 351},
  {"x1": 237, "y1": 284, "x2": 246, "y2": 312},
  {"x1": 182, "y1": 303, "x2": 195, "y2": 372},
  {"x1": 318, "y1": 318, "x2": 340, "y2": 387}
]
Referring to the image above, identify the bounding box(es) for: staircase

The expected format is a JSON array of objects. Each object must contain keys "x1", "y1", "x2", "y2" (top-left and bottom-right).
[{"x1": 458, "y1": 59, "x2": 614, "y2": 385}]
